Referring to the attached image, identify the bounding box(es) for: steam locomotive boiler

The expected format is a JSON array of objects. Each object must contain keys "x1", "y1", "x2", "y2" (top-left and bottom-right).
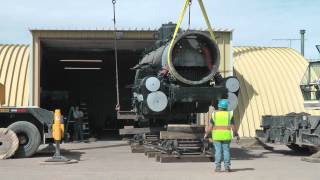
[{"x1": 131, "y1": 25, "x2": 239, "y2": 122}]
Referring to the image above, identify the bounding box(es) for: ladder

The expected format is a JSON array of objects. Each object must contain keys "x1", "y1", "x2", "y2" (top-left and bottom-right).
[{"x1": 79, "y1": 101, "x2": 91, "y2": 138}]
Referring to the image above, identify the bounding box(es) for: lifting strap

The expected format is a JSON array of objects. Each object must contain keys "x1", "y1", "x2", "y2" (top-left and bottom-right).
[
  {"x1": 167, "y1": 0, "x2": 217, "y2": 70},
  {"x1": 112, "y1": 0, "x2": 120, "y2": 111}
]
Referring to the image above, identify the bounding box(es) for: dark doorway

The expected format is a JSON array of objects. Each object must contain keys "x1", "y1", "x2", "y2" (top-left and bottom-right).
[{"x1": 40, "y1": 40, "x2": 144, "y2": 137}]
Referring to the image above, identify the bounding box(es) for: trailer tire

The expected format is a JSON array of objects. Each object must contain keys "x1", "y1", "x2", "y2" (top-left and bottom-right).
[
  {"x1": 8, "y1": 121, "x2": 41, "y2": 158},
  {"x1": 287, "y1": 144, "x2": 310, "y2": 153}
]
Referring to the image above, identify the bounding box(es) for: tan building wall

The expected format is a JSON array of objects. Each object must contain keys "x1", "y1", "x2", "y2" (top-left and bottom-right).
[{"x1": 0, "y1": 44, "x2": 30, "y2": 106}]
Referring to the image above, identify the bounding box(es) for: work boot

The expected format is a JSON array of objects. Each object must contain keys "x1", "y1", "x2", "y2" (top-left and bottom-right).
[
  {"x1": 215, "y1": 167, "x2": 221, "y2": 172},
  {"x1": 225, "y1": 167, "x2": 231, "y2": 172}
]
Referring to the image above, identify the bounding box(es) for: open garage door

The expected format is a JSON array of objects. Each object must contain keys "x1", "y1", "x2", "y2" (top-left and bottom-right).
[{"x1": 39, "y1": 38, "x2": 155, "y2": 137}]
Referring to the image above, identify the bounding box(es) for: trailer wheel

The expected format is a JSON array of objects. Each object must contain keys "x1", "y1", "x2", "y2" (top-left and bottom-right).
[
  {"x1": 8, "y1": 121, "x2": 41, "y2": 158},
  {"x1": 287, "y1": 144, "x2": 310, "y2": 153}
]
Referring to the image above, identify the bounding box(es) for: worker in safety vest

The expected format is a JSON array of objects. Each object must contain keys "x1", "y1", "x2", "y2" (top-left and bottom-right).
[{"x1": 204, "y1": 99, "x2": 239, "y2": 172}]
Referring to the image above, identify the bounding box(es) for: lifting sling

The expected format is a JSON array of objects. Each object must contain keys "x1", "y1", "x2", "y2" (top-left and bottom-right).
[{"x1": 167, "y1": 0, "x2": 217, "y2": 74}]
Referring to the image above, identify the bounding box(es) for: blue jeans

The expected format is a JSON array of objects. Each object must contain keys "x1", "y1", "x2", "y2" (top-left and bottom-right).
[
  {"x1": 213, "y1": 141, "x2": 231, "y2": 168},
  {"x1": 74, "y1": 122, "x2": 84, "y2": 141}
]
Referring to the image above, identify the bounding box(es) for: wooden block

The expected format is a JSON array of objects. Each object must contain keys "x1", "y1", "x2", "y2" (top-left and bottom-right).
[
  {"x1": 117, "y1": 111, "x2": 140, "y2": 120},
  {"x1": 119, "y1": 128, "x2": 150, "y2": 135},
  {"x1": 124, "y1": 126, "x2": 134, "y2": 129},
  {"x1": 147, "y1": 152, "x2": 161, "y2": 158},
  {"x1": 155, "y1": 154, "x2": 161, "y2": 162},
  {"x1": 167, "y1": 124, "x2": 205, "y2": 133},
  {"x1": 130, "y1": 144, "x2": 145, "y2": 153},
  {"x1": 144, "y1": 147, "x2": 153, "y2": 153},
  {"x1": 144, "y1": 149, "x2": 160, "y2": 158},
  {"x1": 160, "y1": 131, "x2": 204, "y2": 139}
]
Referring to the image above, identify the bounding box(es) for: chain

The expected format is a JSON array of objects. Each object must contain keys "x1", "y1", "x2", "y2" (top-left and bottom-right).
[{"x1": 112, "y1": 0, "x2": 120, "y2": 111}]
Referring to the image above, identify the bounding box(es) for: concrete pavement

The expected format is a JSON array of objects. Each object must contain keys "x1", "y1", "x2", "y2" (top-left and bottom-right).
[{"x1": 0, "y1": 140, "x2": 319, "y2": 180}]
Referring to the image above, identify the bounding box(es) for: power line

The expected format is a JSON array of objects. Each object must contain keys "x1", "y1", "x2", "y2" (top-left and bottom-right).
[{"x1": 272, "y1": 38, "x2": 301, "y2": 48}]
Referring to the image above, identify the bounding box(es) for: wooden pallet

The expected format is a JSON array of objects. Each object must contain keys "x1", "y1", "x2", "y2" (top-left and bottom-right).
[
  {"x1": 145, "y1": 151, "x2": 161, "y2": 158},
  {"x1": 130, "y1": 144, "x2": 145, "y2": 153}
]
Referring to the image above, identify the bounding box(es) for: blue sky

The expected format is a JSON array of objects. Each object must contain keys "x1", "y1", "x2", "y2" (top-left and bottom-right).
[{"x1": 1, "y1": 0, "x2": 319, "y2": 59}]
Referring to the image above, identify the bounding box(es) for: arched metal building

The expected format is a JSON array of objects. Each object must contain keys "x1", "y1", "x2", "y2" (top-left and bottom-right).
[
  {"x1": 0, "y1": 44, "x2": 30, "y2": 106},
  {"x1": 233, "y1": 47, "x2": 319, "y2": 137},
  {"x1": 198, "y1": 47, "x2": 320, "y2": 137}
]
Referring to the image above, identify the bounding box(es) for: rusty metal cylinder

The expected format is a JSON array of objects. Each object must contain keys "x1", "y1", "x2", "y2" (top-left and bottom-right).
[{"x1": 139, "y1": 31, "x2": 220, "y2": 85}]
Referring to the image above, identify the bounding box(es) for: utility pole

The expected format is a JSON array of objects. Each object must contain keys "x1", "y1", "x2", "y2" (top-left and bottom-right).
[{"x1": 300, "y1": 29, "x2": 306, "y2": 56}]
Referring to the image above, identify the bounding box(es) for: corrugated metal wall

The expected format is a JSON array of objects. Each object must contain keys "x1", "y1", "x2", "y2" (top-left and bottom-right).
[
  {"x1": 233, "y1": 47, "x2": 320, "y2": 137},
  {"x1": 0, "y1": 44, "x2": 30, "y2": 106}
]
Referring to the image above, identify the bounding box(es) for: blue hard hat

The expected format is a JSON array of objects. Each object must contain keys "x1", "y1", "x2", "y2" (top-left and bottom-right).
[{"x1": 218, "y1": 99, "x2": 228, "y2": 110}]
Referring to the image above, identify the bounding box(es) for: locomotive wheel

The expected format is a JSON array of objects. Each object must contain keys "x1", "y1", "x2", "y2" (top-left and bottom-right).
[{"x1": 0, "y1": 128, "x2": 19, "y2": 159}]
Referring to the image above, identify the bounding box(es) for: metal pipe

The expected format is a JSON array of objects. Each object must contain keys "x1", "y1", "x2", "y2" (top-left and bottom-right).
[{"x1": 300, "y1": 29, "x2": 306, "y2": 56}]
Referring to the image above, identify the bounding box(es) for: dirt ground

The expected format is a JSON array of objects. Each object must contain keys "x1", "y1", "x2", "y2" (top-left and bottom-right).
[{"x1": 0, "y1": 140, "x2": 319, "y2": 180}]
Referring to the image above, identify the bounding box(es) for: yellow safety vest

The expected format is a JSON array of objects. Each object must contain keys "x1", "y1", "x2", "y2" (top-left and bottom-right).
[{"x1": 211, "y1": 111, "x2": 232, "y2": 141}]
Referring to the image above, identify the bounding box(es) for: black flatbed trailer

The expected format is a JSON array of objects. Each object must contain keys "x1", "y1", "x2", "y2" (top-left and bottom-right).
[
  {"x1": 0, "y1": 107, "x2": 53, "y2": 158},
  {"x1": 257, "y1": 113, "x2": 320, "y2": 152}
]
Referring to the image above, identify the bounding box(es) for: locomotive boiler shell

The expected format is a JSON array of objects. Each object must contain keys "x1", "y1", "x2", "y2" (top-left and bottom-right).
[{"x1": 138, "y1": 31, "x2": 220, "y2": 85}]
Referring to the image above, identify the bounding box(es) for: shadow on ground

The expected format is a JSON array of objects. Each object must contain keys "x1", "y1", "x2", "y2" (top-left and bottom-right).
[
  {"x1": 229, "y1": 147, "x2": 265, "y2": 160},
  {"x1": 261, "y1": 149, "x2": 314, "y2": 157},
  {"x1": 231, "y1": 168, "x2": 255, "y2": 172},
  {"x1": 33, "y1": 142, "x2": 129, "y2": 161},
  {"x1": 35, "y1": 148, "x2": 84, "y2": 161},
  {"x1": 68, "y1": 143, "x2": 129, "y2": 151}
]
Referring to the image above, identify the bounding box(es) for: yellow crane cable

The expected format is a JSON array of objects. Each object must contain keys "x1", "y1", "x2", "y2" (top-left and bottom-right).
[
  {"x1": 167, "y1": 0, "x2": 216, "y2": 71},
  {"x1": 198, "y1": 0, "x2": 216, "y2": 41}
]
